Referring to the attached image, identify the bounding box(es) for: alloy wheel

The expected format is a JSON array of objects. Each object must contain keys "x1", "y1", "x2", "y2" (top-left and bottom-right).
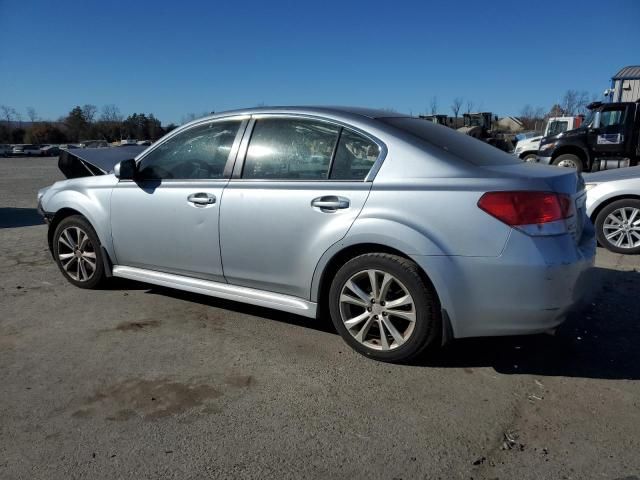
[
  {"x1": 339, "y1": 269, "x2": 416, "y2": 351},
  {"x1": 602, "y1": 207, "x2": 640, "y2": 249},
  {"x1": 57, "y1": 226, "x2": 97, "y2": 282}
]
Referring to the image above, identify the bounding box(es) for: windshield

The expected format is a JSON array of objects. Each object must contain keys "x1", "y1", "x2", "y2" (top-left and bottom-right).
[
  {"x1": 580, "y1": 111, "x2": 595, "y2": 129},
  {"x1": 379, "y1": 117, "x2": 521, "y2": 166},
  {"x1": 546, "y1": 120, "x2": 569, "y2": 137}
]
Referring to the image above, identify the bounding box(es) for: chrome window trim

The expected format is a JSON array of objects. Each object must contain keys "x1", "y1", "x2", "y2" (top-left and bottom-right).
[
  {"x1": 230, "y1": 113, "x2": 388, "y2": 183},
  {"x1": 132, "y1": 115, "x2": 250, "y2": 182}
]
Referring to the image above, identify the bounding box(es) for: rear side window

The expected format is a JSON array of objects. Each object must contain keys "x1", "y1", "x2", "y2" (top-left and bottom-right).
[
  {"x1": 379, "y1": 117, "x2": 521, "y2": 166},
  {"x1": 330, "y1": 129, "x2": 380, "y2": 180},
  {"x1": 242, "y1": 118, "x2": 339, "y2": 180}
]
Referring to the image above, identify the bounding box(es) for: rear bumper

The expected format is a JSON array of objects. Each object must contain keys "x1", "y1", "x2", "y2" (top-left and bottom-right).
[{"x1": 411, "y1": 221, "x2": 596, "y2": 339}]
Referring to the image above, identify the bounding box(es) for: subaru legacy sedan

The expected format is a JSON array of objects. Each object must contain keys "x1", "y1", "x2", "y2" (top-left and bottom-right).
[{"x1": 38, "y1": 107, "x2": 595, "y2": 362}]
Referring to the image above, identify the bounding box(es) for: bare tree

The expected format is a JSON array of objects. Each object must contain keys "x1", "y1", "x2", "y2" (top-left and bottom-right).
[
  {"x1": 100, "y1": 104, "x2": 122, "y2": 122},
  {"x1": 561, "y1": 90, "x2": 591, "y2": 116},
  {"x1": 26, "y1": 107, "x2": 38, "y2": 123},
  {"x1": 1, "y1": 105, "x2": 14, "y2": 126},
  {"x1": 450, "y1": 97, "x2": 463, "y2": 120},
  {"x1": 82, "y1": 104, "x2": 98, "y2": 124},
  {"x1": 430, "y1": 96, "x2": 438, "y2": 115},
  {"x1": 520, "y1": 104, "x2": 546, "y2": 130},
  {"x1": 466, "y1": 99, "x2": 474, "y2": 114}
]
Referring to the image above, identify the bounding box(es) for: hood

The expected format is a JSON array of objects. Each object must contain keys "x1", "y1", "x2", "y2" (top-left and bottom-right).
[
  {"x1": 541, "y1": 127, "x2": 585, "y2": 145},
  {"x1": 517, "y1": 136, "x2": 542, "y2": 147},
  {"x1": 58, "y1": 146, "x2": 146, "y2": 179},
  {"x1": 584, "y1": 166, "x2": 640, "y2": 183}
]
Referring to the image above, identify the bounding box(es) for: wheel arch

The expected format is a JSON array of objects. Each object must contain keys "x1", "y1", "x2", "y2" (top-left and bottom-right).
[{"x1": 590, "y1": 194, "x2": 640, "y2": 223}]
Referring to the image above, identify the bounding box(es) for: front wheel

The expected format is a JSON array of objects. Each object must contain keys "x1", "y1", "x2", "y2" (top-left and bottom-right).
[
  {"x1": 328, "y1": 253, "x2": 441, "y2": 363},
  {"x1": 595, "y1": 199, "x2": 640, "y2": 254},
  {"x1": 53, "y1": 215, "x2": 106, "y2": 288},
  {"x1": 522, "y1": 153, "x2": 538, "y2": 163},
  {"x1": 552, "y1": 153, "x2": 583, "y2": 172}
]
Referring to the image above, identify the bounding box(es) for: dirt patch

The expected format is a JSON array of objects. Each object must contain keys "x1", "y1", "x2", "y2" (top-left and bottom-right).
[
  {"x1": 113, "y1": 320, "x2": 161, "y2": 332},
  {"x1": 225, "y1": 375, "x2": 254, "y2": 388},
  {"x1": 73, "y1": 378, "x2": 222, "y2": 421}
]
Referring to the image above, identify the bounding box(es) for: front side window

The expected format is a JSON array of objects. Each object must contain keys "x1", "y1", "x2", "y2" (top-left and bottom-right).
[
  {"x1": 137, "y1": 120, "x2": 240, "y2": 180},
  {"x1": 242, "y1": 118, "x2": 339, "y2": 180},
  {"x1": 598, "y1": 108, "x2": 625, "y2": 129},
  {"x1": 330, "y1": 129, "x2": 380, "y2": 180}
]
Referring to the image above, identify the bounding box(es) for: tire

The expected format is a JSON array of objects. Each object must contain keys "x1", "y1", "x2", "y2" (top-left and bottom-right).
[
  {"x1": 552, "y1": 153, "x2": 583, "y2": 172},
  {"x1": 52, "y1": 215, "x2": 106, "y2": 288},
  {"x1": 595, "y1": 199, "x2": 640, "y2": 254},
  {"x1": 328, "y1": 253, "x2": 441, "y2": 363},
  {"x1": 522, "y1": 153, "x2": 538, "y2": 163}
]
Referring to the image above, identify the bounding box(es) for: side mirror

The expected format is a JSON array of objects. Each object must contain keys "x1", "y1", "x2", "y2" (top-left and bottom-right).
[{"x1": 114, "y1": 158, "x2": 137, "y2": 180}]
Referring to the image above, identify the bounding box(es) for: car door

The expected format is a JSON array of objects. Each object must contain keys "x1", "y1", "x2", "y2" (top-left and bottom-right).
[
  {"x1": 110, "y1": 117, "x2": 246, "y2": 281},
  {"x1": 219, "y1": 115, "x2": 384, "y2": 299}
]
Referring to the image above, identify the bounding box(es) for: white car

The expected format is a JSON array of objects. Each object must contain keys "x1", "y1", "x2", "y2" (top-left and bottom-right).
[
  {"x1": 514, "y1": 117, "x2": 582, "y2": 162},
  {"x1": 11, "y1": 144, "x2": 42, "y2": 156},
  {"x1": 585, "y1": 166, "x2": 640, "y2": 254}
]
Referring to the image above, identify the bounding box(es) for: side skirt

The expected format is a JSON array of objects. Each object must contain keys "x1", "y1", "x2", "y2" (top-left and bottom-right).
[{"x1": 111, "y1": 265, "x2": 317, "y2": 318}]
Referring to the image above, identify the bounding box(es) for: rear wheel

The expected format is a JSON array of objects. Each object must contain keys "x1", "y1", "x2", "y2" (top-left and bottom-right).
[
  {"x1": 53, "y1": 215, "x2": 106, "y2": 288},
  {"x1": 328, "y1": 253, "x2": 440, "y2": 363},
  {"x1": 595, "y1": 199, "x2": 640, "y2": 254},
  {"x1": 552, "y1": 153, "x2": 583, "y2": 172}
]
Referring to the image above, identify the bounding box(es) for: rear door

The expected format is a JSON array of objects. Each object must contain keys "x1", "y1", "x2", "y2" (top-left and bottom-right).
[{"x1": 219, "y1": 115, "x2": 384, "y2": 299}]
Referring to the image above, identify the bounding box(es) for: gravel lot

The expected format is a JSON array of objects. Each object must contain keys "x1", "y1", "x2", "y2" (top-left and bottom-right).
[{"x1": 1, "y1": 157, "x2": 639, "y2": 479}]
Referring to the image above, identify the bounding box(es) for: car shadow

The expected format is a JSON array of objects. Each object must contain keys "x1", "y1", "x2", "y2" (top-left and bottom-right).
[
  {"x1": 116, "y1": 266, "x2": 639, "y2": 380},
  {"x1": 0, "y1": 208, "x2": 44, "y2": 228}
]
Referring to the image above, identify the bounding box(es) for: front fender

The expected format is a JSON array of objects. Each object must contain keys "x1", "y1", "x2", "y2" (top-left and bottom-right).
[{"x1": 41, "y1": 176, "x2": 117, "y2": 259}]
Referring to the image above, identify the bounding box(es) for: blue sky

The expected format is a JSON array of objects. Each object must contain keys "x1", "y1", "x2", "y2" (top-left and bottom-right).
[{"x1": 0, "y1": 0, "x2": 638, "y2": 124}]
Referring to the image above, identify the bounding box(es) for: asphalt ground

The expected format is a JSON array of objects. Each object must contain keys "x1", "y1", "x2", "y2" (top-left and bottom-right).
[{"x1": 1, "y1": 156, "x2": 639, "y2": 479}]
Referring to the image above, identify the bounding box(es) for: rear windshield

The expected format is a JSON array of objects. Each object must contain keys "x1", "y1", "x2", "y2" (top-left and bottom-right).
[{"x1": 378, "y1": 117, "x2": 521, "y2": 166}]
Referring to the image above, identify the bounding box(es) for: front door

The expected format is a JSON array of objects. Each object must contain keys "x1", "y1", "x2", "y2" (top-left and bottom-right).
[
  {"x1": 588, "y1": 104, "x2": 630, "y2": 156},
  {"x1": 219, "y1": 116, "x2": 383, "y2": 299},
  {"x1": 110, "y1": 118, "x2": 245, "y2": 281}
]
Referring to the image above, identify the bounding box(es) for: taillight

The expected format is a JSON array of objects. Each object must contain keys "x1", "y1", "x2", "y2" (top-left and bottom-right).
[{"x1": 478, "y1": 191, "x2": 574, "y2": 226}]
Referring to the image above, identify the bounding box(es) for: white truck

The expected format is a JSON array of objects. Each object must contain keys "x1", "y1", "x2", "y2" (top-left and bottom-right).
[{"x1": 514, "y1": 116, "x2": 583, "y2": 162}]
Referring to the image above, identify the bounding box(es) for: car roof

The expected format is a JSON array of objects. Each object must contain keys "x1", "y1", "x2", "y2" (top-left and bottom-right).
[{"x1": 201, "y1": 105, "x2": 410, "y2": 121}]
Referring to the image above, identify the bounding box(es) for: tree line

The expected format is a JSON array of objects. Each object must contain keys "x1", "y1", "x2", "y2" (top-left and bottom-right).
[
  {"x1": 426, "y1": 89, "x2": 600, "y2": 130},
  {"x1": 0, "y1": 104, "x2": 179, "y2": 144}
]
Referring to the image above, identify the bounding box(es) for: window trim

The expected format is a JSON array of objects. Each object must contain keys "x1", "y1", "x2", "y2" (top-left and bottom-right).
[
  {"x1": 132, "y1": 115, "x2": 249, "y2": 182},
  {"x1": 230, "y1": 113, "x2": 387, "y2": 183}
]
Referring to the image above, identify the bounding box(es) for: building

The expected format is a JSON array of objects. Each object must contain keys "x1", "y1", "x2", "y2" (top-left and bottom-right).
[{"x1": 608, "y1": 65, "x2": 640, "y2": 102}]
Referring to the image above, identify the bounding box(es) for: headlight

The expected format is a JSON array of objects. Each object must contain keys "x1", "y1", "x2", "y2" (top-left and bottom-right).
[
  {"x1": 585, "y1": 183, "x2": 598, "y2": 191},
  {"x1": 539, "y1": 142, "x2": 556, "y2": 152}
]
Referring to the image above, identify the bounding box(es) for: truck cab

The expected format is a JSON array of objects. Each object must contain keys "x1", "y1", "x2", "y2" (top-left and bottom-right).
[
  {"x1": 513, "y1": 116, "x2": 583, "y2": 162},
  {"x1": 537, "y1": 101, "x2": 640, "y2": 172}
]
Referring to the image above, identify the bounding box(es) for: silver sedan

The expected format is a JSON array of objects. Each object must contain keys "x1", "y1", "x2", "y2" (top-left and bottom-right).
[
  {"x1": 38, "y1": 107, "x2": 595, "y2": 362},
  {"x1": 585, "y1": 166, "x2": 640, "y2": 254}
]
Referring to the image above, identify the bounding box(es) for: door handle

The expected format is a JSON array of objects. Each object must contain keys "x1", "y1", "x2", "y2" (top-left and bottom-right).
[
  {"x1": 187, "y1": 193, "x2": 216, "y2": 206},
  {"x1": 311, "y1": 196, "x2": 350, "y2": 211}
]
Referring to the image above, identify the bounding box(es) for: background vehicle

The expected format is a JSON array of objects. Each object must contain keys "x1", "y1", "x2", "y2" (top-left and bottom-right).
[
  {"x1": 538, "y1": 101, "x2": 640, "y2": 172},
  {"x1": 79, "y1": 140, "x2": 109, "y2": 148},
  {"x1": 514, "y1": 116, "x2": 583, "y2": 162},
  {"x1": 40, "y1": 145, "x2": 61, "y2": 156},
  {"x1": 38, "y1": 107, "x2": 595, "y2": 363},
  {"x1": 456, "y1": 112, "x2": 514, "y2": 152},
  {"x1": 11, "y1": 144, "x2": 41, "y2": 156},
  {"x1": 119, "y1": 139, "x2": 137, "y2": 145},
  {"x1": 585, "y1": 166, "x2": 640, "y2": 254},
  {"x1": 0, "y1": 144, "x2": 12, "y2": 157}
]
